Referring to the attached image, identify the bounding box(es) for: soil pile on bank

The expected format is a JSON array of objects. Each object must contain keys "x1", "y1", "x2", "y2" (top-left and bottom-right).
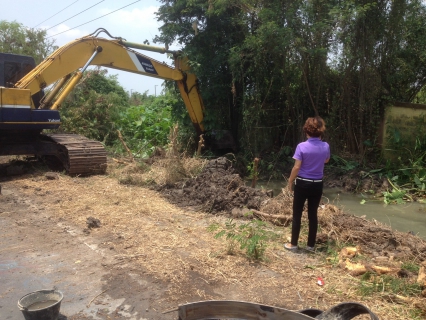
[
  {"x1": 329, "y1": 212, "x2": 426, "y2": 261},
  {"x1": 157, "y1": 157, "x2": 426, "y2": 262},
  {"x1": 324, "y1": 166, "x2": 389, "y2": 194},
  {"x1": 262, "y1": 192, "x2": 426, "y2": 262},
  {"x1": 158, "y1": 157, "x2": 269, "y2": 213}
]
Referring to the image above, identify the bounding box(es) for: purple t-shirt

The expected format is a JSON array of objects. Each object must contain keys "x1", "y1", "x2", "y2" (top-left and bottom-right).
[{"x1": 293, "y1": 137, "x2": 330, "y2": 179}]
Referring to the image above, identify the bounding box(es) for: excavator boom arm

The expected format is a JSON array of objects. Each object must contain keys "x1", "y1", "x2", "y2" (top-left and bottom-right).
[{"x1": 15, "y1": 36, "x2": 204, "y2": 134}]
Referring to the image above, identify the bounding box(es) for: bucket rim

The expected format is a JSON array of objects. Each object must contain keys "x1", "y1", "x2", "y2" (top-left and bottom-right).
[{"x1": 17, "y1": 289, "x2": 63, "y2": 311}]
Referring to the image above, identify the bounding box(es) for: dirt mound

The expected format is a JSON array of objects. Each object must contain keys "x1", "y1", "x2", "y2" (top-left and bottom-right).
[
  {"x1": 158, "y1": 157, "x2": 270, "y2": 213},
  {"x1": 328, "y1": 212, "x2": 426, "y2": 261}
]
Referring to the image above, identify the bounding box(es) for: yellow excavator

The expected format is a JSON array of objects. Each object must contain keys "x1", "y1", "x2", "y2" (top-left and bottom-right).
[{"x1": 0, "y1": 29, "x2": 206, "y2": 175}]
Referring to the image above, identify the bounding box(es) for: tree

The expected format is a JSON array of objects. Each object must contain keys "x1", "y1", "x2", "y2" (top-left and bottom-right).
[
  {"x1": 129, "y1": 90, "x2": 153, "y2": 106},
  {"x1": 155, "y1": 0, "x2": 426, "y2": 159},
  {"x1": 0, "y1": 20, "x2": 57, "y2": 63},
  {"x1": 115, "y1": 91, "x2": 177, "y2": 157},
  {"x1": 154, "y1": 0, "x2": 247, "y2": 147},
  {"x1": 60, "y1": 68, "x2": 130, "y2": 145}
]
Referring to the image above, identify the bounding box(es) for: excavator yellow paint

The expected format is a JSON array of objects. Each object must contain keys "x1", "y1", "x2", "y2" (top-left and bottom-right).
[
  {"x1": 15, "y1": 36, "x2": 205, "y2": 133},
  {"x1": 0, "y1": 88, "x2": 31, "y2": 108},
  {"x1": 51, "y1": 71, "x2": 84, "y2": 110},
  {"x1": 0, "y1": 30, "x2": 216, "y2": 176}
]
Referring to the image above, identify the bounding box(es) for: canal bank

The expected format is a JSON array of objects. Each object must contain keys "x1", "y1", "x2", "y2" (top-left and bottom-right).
[{"x1": 255, "y1": 180, "x2": 426, "y2": 239}]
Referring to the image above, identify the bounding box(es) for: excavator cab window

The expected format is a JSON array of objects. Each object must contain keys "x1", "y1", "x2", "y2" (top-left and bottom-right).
[
  {"x1": 0, "y1": 53, "x2": 43, "y2": 107},
  {"x1": 0, "y1": 53, "x2": 36, "y2": 87},
  {"x1": 4, "y1": 61, "x2": 21, "y2": 87}
]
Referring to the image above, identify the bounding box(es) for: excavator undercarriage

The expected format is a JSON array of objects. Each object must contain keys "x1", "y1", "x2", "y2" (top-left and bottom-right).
[
  {"x1": 0, "y1": 29, "x2": 213, "y2": 176},
  {"x1": 42, "y1": 134, "x2": 107, "y2": 175},
  {"x1": 0, "y1": 130, "x2": 107, "y2": 175}
]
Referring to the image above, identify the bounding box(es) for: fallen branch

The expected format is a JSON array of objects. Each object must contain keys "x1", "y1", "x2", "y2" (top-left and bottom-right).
[
  {"x1": 87, "y1": 289, "x2": 107, "y2": 308},
  {"x1": 117, "y1": 130, "x2": 134, "y2": 162},
  {"x1": 114, "y1": 253, "x2": 146, "y2": 260},
  {"x1": 241, "y1": 209, "x2": 292, "y2": 226},
  {"x1": 112, "y1": 158, "x2": 130, "y2": 164},
  {"x1": 162, "y1": 307, "x2": 179, "y2": 314}
]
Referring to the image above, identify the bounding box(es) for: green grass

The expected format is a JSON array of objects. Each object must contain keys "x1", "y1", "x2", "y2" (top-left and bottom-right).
[
  {"x1": 357, "y1": 272, "x2": 422, "y2": 297},
  {"x1": 401, "y1": 261, "x2": 420, "y2": 273}
]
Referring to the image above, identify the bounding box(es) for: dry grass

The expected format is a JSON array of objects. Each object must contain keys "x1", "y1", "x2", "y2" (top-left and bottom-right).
[
  {"x1": 108, "y1": 156, "x2": 207, "y2": 187},
  {"x1": 7, "y1": 158, "x2": 424, "y2": 320}
]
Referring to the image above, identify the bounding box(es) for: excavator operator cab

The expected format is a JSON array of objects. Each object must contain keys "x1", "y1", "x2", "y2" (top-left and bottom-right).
[
  {"x1": 0, "y1": 53, "x2": 44, "y2": 109},
  {"x1": 0, "y1": 53, "x2": 36, "y2": 88},
  {"x1": 0, "y1": 53, "x2": 58, "y2": 131}
]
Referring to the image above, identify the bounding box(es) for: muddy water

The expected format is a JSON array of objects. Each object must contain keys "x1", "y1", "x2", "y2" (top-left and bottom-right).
[
  {"x1": 256, "y1": 180, "x2": 426, "y2": 239},
  {"x1": 27, "y1": 300, "x2": 58, "y2": 311}
]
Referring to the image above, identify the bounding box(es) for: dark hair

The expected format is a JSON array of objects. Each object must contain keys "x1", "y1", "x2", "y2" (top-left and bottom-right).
[{"x1": 303, "y1": 116, "x2": 326, "y2": 137}]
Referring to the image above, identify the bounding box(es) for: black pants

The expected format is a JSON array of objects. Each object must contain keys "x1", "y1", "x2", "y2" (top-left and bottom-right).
[{"x1": 291, "y1": 179, "x2": 323, "y2": 247}]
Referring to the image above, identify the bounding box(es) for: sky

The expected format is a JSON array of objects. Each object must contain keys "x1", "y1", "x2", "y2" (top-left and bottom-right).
[{"x1": 0, "y1": 0, "x2": 174, "y2": 96}]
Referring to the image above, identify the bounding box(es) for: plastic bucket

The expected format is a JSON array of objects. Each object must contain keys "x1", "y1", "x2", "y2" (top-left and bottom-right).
[{"x1": 17, "y1": 289, "x2": 63, "y2": 320}]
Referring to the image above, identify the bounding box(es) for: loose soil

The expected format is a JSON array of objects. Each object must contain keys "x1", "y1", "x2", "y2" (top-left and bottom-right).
[
  {"x1": 0, "y1": 156, "x2": 425, "y2": 320},
  {"x1": 157, "y1": 157, "x2": 267, "y2": 213}
]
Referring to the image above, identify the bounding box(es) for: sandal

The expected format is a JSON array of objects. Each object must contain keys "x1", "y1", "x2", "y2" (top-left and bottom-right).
[{"x1": 284, "y1": 243, "x2": 298, "y2": 251}]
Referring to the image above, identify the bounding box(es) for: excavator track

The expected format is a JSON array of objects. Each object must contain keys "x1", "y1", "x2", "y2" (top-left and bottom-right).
[{"x1": 44, "y1": 134, "x2": 107, "y2": 176}]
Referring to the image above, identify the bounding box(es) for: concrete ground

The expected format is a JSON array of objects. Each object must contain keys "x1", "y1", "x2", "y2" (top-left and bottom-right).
[{"x1": 0, "y1": 184, "x2": 176, "y2": 320}]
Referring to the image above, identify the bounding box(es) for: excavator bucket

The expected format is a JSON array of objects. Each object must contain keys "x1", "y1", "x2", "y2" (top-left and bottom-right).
[{"x1": 204, "y1": 129, "x2": 237, "y2": 152}]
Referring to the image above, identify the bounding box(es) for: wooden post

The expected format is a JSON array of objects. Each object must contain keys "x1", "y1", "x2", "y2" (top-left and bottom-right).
[
  {"x1": 197, "y1": 134, "x2": 204, "y2": 156},
  {"x1": 167, "y1": 124, "x2": 179, "y2": 158},
  {"x1": 251, "y1": 158, "x2": 259, "y2": 188}
]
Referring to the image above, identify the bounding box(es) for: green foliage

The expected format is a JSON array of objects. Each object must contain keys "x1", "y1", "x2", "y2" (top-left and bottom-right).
[
  {"x1": 414, "y1": 86, "x2": 426, "y2": 104},
  {"x1": 246, "y1": 160, "x2": 259, "y2": 180},
  {"x1": 382, "y1": 188, "x2": 406, "y2": 205},
  {"x1": 59, "y1": 68, "x2": 178, "y2": 158},
  {"x1": 60, "y1": 69, "x2": 129, "y2": 145},
  {"x1": 358, "y1": 272, "x2": 422, "y2": 297},
  {"x1": 115, "y1": 93, "x2": 177, "y2": 157},
  {"x1": 0, "y1": 20, "x2": 57, "y2": 63},
  {"x1": 208, "y1": 219, "x2": 239, "y2": 255},
  {"x1": 401, "y1": 262, "x2": 420, "y2": 273},
  {"x1": 155, "y1": 0, "x2": 248, "y2": 146},
  {"x1": 129, "y1": 90, "x2": 153, "y2": 107},
  {"x1": 208, "y1": 215, "x2": 275, "y2": 260},
  {"x1": 78, "y1": 68, "x2": 128, "y2": 105},
  {"x1": 155, "y1": 0, "x2": 426, "y2": 163},
  {"x1": 329, "y1": 154, "x2": 359, "y2": 171},
  {"x1": 161, "y1": 81, "x2": 199, "y2": 153},
  {"x1": 256, "y1": 146, "x2": 294, "y2": 179},
  {"x1": 382, "y1": 117, "x2": 426, "y2": 200},
  {"x1": 245, "y1": 146, "x2": 293, "y2": 180},
  {"x1": 407, "y1": 309, "x2": 425, "y2": 320},
  {"x1": 60, "y1": 90, "x2": 125, "y2": 145}
]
